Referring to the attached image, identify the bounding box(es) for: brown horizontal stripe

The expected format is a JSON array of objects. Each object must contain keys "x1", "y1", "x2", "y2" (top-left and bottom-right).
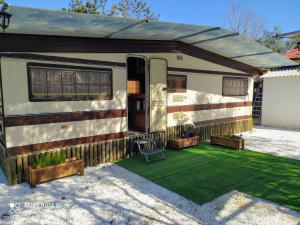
[
  {"x1": 6, "y1": 115, "x2": 252, "y2": 156},
  {"x1": 5, "y1": 109, "x2": 127, "y2": 127},
  {"x1": 7, "y1": 131, "x2": 128, "y2": 157},
  {"x1": 167, "y1": 101, "x2": 252, "y2": 113},
  {"x1": 194, "y1": 115, "x2": 252, "y2": 126},
  {"x1": 168, "y1": 67, "x2": 251, "y2": 77}
]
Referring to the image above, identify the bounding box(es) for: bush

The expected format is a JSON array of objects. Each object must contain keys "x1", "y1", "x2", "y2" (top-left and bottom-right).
[{"x1": 33, "y1": 153, "x2": 66, "y2": 169}]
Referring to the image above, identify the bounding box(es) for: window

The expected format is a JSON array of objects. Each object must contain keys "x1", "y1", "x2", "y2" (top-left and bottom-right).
[
  {"x1": 167, "y1": 75, "x2": 187, "y2": 93},
  {"x1": 28, "y1": 63, "x2": 113, "y2": 101},
  {"x1": 222, "y1": 77, "x2": 248, "y2": 96}
]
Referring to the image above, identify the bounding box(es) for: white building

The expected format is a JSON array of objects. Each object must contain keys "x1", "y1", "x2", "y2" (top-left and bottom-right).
[{"x1": 261, "y1": 66, "x2": 300, "y2": 129}]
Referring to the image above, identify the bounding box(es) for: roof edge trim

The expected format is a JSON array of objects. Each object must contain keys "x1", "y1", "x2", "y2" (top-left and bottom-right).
[{"x1": 0, "y1": 33, "x2": 257, "y2": 74}]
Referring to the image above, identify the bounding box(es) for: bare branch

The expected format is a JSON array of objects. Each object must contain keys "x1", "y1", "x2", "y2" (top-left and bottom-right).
[{"x1": 226, "y1": 0, "x2": 265, "y2": 39}]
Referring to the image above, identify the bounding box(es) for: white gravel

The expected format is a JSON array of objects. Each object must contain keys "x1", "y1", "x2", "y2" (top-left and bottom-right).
[
  {"x1": 241, "y1": 126, "x2": 300, "y2": 160},
  {"x1": 0, "y1": 163, "x2": 300, "y2": 225},
  {"x1": 0, "y1": 163, "x2": 202, "y2": 225},
  {"x1": 198, "y1": 190, "x2": 300, "y2": 225}
]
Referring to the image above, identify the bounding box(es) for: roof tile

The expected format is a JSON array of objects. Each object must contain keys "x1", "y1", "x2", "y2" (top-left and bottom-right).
[{"x1": 285, "y1": 47, "x2": 300, "y2": 59}]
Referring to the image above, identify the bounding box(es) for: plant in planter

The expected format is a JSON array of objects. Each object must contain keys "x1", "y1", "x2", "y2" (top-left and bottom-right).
[
  {"x1": 181, "y1": 125, "x2": 196, "y2": 138},
  {"x1": 33, "y1": 153, "x2": 66, "y2": 169},
  {"x1": 168, "y1": 125, "x2": 199, "y2": 150},
  {"x1": 28, "y1": 154, "x2": 84, "y2": 188},
  {"x1": 230, "y1": 134, "x2": 243, "y2": 139},
  {"x1": 210, "y1": 134, "x2": 245, "y2": 151}
]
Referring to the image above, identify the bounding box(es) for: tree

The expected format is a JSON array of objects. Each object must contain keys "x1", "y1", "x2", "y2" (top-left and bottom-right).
[
  {"x1": 65, "y1": 0, "x2": 159, "y2": 19},
  {"x1": 226, "y1": 0, "x2": 265, "y2": 39},
  {"x1": 113, "y1": 0, "x2": 159, "y2": 20},
  {"x1": 66, "y1": 0, "x2": 102, "y2": 14},
  {"x1": 225, "y1": 1, "x2": 296, "y2": 54},
  {"x1": 257, "y1": 26, "x2": 297, "y2": 54}
]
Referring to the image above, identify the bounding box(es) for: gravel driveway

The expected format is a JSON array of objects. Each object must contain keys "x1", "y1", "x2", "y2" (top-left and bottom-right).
[
  {"x1": 241, "y1": 126, "x2": 300, "y2": 160},
  {"x1": 198, "y1": 190, "x2": 300, "y2": 225},
  {"x1": 0, "y1": 164, "x2": 202, "y2": 225},
  {"x1": 0, "y1": 163, "x2": 300, "y2": 225}
]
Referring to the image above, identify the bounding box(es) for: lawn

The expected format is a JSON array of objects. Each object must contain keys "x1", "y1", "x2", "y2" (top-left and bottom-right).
[{"x1": 116, "y1": 142, "x2": 300, "y2": 212}]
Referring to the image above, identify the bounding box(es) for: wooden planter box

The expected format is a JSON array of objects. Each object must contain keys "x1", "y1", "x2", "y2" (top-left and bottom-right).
[
  {"x1": 28, "y1": 159, "x2": 84, "y2": 188},
  {"x1": 210, "y1": 135, "x2": 244, "y2": 151},
  {"x1": 168, "y1": 136, "x2": 199, "y2": 150}
]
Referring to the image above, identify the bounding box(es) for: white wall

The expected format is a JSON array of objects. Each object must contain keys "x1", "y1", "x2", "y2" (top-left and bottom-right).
[
  {"x1": 262, "y1": 76, "x2": 300, "y2": 129},
  {"x1": 41, "y1": 52, "x2": 246, "y2": 74},
  {"x1": 5, "y1": 118, "x2": 126, "y2": 148},
  {"x1": 1, "y1": 58, "x2": 127, "y2": 148},
  {"x1": 1, "y1": 53, "x2": 253, "y2": 149},
  {"x1": 39, "y1": 52, "x2": 253, "y2": 127},
  {"x1": 1, "y1": 58, "x2": 127, "y2": 115},
  {"x1": 167, "y1": 73, "x2": 253, "y2": 126}
]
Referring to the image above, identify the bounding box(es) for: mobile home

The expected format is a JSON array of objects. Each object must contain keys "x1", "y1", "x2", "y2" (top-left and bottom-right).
[{"x1": 0, "y1": 6, "x2": 296, "y2": 184}]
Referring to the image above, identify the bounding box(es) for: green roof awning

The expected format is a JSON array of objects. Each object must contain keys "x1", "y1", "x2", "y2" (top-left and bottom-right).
[{"x1": 6, "y1": 6, "x2": 297, "y2": 69}]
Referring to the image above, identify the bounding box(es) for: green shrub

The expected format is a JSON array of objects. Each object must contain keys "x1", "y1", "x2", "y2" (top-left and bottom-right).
[{"x1": 33, "y1": 153, "x2": 66, "y2": 169}]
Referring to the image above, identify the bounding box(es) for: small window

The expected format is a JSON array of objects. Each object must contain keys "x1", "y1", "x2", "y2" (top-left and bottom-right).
[
  {"x1": 28, "y1": 63, "x2": 113, "y2": 101},
  {"x1": 167, "y1": 75, "x2": 187, "y2": 93},
  {"x1": 222, "y1": 77, "x2": 248, "y2": 96}
]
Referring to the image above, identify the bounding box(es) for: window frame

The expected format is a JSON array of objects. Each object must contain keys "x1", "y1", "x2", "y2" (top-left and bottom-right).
[
  {"x1": 222, "y1": 76, "x2": 249, "y2": 97},
  {"x1": 27, "y1": 63, "x2": 113, "y2": 102},
  {"x1": 167, "y1": 74, "x2": 187, "y2": 93}
]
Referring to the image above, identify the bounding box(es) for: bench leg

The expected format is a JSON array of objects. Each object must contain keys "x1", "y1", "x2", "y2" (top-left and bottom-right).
[
  {"x1": 161, "y1": 151, "x2": 165, "y2": 160},
  {"x1": 144, "y1": 154, "x2": 149, "y2": 165}
]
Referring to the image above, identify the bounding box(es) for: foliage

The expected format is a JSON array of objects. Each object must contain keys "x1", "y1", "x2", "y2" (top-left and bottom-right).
[
  {"x1": 64, "y1": 0, "x2": 159, "y2": 19},
  {"x1": 64, "y1": 0, "x2": 102, "y2": 14},
  {"x1": 257, "y1": 26, "x2": 297, "y2": 54},
  {"x1": 33, "y1": 153, "x2": 66, "y2": 169},
  {"x1": 113, "y1": 0, "x2": 159, "y2": 20},
  {"x1": 117, "y1": 142, "x2": 300, "y2": 212}
]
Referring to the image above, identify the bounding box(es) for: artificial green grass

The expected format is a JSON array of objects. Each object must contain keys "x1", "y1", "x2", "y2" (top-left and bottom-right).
[{"x1": 116, "y1": 142, "x2": 300, "y2": 211}]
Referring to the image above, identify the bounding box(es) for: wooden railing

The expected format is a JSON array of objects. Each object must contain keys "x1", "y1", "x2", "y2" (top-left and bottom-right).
[{"x1": 2, "y1": 118, "x2": 252, "y2": 185}]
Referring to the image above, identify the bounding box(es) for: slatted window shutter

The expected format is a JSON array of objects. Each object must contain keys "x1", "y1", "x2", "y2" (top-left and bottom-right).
[
  {"x1": 28, "y1": 64, "x2": 113, "y2": 101},
  {"x1": 223, "y1": 77, "x2": 248, "y2": 96}
]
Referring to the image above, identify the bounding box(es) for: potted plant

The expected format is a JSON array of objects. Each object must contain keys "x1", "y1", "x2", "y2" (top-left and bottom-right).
[
  {"x1": 28, "y1": 153, "x2": 84, "y2": 188},
  {"x1": 210, "y1": 134, "x2": 244, "y2": 151},
  {"x1": 168, "y1": 128, "x2": 199, "y2": 150}
]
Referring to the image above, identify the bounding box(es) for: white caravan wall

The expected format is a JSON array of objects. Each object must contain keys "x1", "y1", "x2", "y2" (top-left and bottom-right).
[{"x1": 1, "y1": 52, "x2": 253, "y2": 149}]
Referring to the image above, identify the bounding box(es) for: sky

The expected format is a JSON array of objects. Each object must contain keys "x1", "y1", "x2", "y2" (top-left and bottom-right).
[{"x1": 6, "y1": 0, "x2": 300, "y2": 33}]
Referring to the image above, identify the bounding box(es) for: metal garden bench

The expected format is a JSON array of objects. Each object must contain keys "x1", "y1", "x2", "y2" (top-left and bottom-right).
[{"x1": 132, "y1": 139, "x2": 165, "y2": 164}]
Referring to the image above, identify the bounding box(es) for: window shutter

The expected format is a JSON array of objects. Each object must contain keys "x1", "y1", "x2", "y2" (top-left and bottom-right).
[{"x1": 223, "y1": 77, "x2": 248, "y2": 96}]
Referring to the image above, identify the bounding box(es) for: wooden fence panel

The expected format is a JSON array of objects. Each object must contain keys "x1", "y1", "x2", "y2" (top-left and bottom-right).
[
  {"x1": 0, "y1": 118, "x2": 252, "y2": 185},
  {"x1": 16, "y1": 156, "x2": 22, "y2": 183},
  {"x1": 22, "y1": 156, "x2": 28, "y2": 181}
]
